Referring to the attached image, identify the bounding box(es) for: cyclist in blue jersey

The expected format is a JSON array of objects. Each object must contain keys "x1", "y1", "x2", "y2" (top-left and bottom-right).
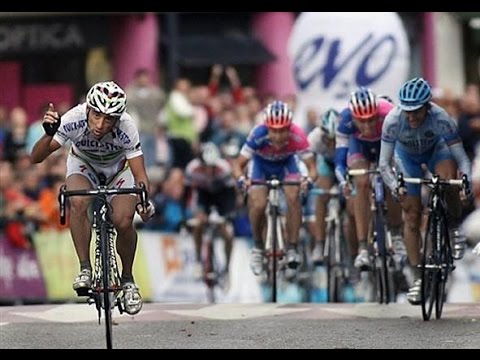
[
  {"x1": 335, "y1": 87, "x2": 403, "y2": 270},
  {"x1": 232, "y1": 101, "x2": 317, "y2": 276},
  {"x1": 379, "y1": 77, "x2": 473, "y2": 305}
]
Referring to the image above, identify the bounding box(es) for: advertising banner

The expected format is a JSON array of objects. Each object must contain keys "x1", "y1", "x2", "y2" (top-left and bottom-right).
[
  {"x1": 0, "y1": 235, "x2": 47, "y2": 301},
  {"x1": 288, "y1": 12, "x2": 410, "y2": 130}
]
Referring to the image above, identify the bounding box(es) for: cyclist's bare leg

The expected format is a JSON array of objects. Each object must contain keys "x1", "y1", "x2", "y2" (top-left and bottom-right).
[
  {"x1": 248, "y1": 187, "x2": 268, "y2": 248},
  {"x1": 110, "y1": 194, "x2": 137, "y2": 281},
  {"x1": 314, "y1": 176, "x2": 334, "y2": 246},
  {"x1": 350, "y1": 160, "x2": 371, "y2": 252},
  {"x1": 385, "y1": 190, "x2": 403, "y2": 235},
  {"x1": 220, "y1": 223, "x2": 233, "y2": 271},
  {"x1": 66, "y1": 174, "x2": 93, "y2": 269},
  {"x1": 435, "y1": 159, "x2": 461, "y2": 220},
  {"x1": 192, "y1": 212, "x2": 207, "y2": 263},
  {"x1": 401, "y1": 195, "x2": 422, "y2": 276},
  {"x1": 345, "y1": 197, "x2": 358, "y2": 260},
  {"x1": 284, "y1": 185, "x2": 302, "y2": 246}
]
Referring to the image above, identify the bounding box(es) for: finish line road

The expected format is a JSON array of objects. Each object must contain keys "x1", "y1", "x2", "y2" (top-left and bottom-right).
[{"x1": 1, "y1": 303, "x2": 479, "y2": 348}]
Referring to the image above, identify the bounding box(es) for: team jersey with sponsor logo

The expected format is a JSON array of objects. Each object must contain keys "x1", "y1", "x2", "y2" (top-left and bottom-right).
[
  {"x1": 381, "y1": 102, "x2": 462, "y2": 154},
  {"x1": 337, "y1": 98, "x2": 394, "y2": 144},
  {"x1": 240, "y1": 123, "x2": 313, "y2": 162},
  {"x1": 307, "y1": 126, "x2": 335, "y2": 162},
  {"x1": 185, "y1": 158, "x2": 236, "y2": 191},
  {"x1": 53, "y1": 103, "x2": 143, "y2": 166}
]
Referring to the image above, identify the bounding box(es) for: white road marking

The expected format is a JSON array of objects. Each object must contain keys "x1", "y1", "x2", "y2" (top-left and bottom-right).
[
  {"x1": 12, "y1": 304, "x2": 151, "y2": 323},
  {"x1": 166, "y1": 303, "x2": 308, "y2": 320},
  {"x1": 321, "y1": 303, "x2": 466, "y2": 319}
]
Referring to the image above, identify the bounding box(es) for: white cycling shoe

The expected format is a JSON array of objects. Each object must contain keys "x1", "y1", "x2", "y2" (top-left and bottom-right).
[{"x1": 122, "y1": 282, "x2": 143, "y2": 315}]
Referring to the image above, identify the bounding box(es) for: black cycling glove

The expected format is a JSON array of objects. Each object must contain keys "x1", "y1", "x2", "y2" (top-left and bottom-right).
[{"x1": 42, "y1": 116, "x2": 61, "y2": 136}]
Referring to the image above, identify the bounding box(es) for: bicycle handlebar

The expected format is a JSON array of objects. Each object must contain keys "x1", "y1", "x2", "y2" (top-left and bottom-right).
[
  {"x1": 347, "y1": 168, "x2": 381, "y2": 177},
  {"x1": 397, "y1": 172, "x2": 466, "y2": 189},
  {"x1": 251, "y1": 179, "x2": 301, "y2": 188},
  {"x1": 58, "y1": 182, "x2": 149, "y2": 225}
]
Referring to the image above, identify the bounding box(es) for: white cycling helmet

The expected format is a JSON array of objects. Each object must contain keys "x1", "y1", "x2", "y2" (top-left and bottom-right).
[
  {"x1": 86, "y1": 81, "x2": 127, "y2": 117},
  {"x1": 320, "y1": 108, "x2": 339, "y2": 139},
  {"x1": 200, "y1": 142, "x2": 221, "y2": 166}
]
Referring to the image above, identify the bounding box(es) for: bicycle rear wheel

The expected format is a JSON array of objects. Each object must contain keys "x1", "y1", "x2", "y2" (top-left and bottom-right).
[
  {"x1": 421, "y1": 214, "x2": 438, "y2": 321},
  {"x1": 100, "y1": 221, "x2": 113, "y2": 349},
  {"x1": 203, "y1": 237, "x2": 216, "y2": 303}
]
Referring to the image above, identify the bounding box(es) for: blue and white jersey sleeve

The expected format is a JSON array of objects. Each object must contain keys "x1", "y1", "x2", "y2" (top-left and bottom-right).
[
  {"x1": 334, "y1": 108, "x2": 353, "y2": 183},
  {"x1": 239, "y1": 124, "x2": 266, "y2": 159}
]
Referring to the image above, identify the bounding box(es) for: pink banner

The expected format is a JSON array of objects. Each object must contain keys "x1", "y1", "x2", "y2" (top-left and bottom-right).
[{"x1": 0, "y1": 236, "x2": 47, "y2": 301}]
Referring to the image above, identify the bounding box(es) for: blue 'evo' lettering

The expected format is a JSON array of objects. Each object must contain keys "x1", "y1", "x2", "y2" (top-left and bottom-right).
[{"x1": 293, "y1": 33, "x2": 397, "y2": 91}]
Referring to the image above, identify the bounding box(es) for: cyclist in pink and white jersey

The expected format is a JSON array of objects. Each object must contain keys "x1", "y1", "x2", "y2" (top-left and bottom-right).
[
  {"x1": 335, "y1": 87, "x2": 403, "y2": 270},
  {"x1": 232, "y1": 101, "x2": 317, "y2": 276}
]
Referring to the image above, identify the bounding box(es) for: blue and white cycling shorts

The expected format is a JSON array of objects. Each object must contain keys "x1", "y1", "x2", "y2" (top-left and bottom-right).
[
  {"x1": 347, "y1": 137, "x2": 381, "y2": 166},
  {"x1": 394, "y1": 138, "x2": 454, "y2": 197},
  {"x1": 248, "y1": 154, "x2": 302, "y2": 181}
]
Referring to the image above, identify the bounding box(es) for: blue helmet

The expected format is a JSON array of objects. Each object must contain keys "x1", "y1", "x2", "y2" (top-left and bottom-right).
[{"x1": 398, "y1": 77, "x2": 432, "y2": 111}]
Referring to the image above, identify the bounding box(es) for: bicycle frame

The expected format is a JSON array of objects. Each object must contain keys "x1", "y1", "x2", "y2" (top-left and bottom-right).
[
  {"x1": 309, "y1": 186, "x2": 351, "y2": 302},
  {"x1": 185, "y1": 206, "x2": 231, "y2": 303},
  {"x1": 398, "y1": 173, "x2": 465, "y2": 320},
  {"x1": 58, "y1": 180, "x2": 147, "y2": 349},
  {"x1": 251, "y1": 178, "x2": 301, "y2": 303},
  {"x1": 348, "y1": 168, "x2": 396, "y2": 304}
]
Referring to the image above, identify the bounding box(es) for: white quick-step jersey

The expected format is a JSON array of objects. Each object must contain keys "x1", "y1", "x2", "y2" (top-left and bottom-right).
[{"x1": 53, "y1": 103, "x2": 143, "y2": 167}]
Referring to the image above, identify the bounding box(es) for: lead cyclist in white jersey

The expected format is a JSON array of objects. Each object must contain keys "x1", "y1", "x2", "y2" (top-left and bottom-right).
[{"x1": 31, "y1": 81, "x2": 155, "y2": 315}]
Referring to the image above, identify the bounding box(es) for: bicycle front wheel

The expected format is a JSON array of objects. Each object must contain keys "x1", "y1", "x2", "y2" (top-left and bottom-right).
[
  {"x1": 421, "y1": 214, "x2": 438, "y2": 321},
  {"x1": 435, "y1": 211, "x2": 451, "y2": 319},
  {"x1": 100, "y1": 221, "x2": 113, "y2": 349}
]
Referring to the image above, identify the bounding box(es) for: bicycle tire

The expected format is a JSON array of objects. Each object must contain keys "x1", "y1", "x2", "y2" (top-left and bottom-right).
[
  {"x1": 374, "y1": 207, "x2": 391, "y2": 304},
  {"x1": 435, "y1": 210, "x2": 450, "y2": 319},
  {"x1": 421, "y1": 213, "x2": 438, "y2": 321},
  {"x1": 100, "y1": 220, "x2": 113, "y2": 349},
  {"x1": 270, "y1": 206, "x2": 279, "y2": 303},
  {"x1": 325, "y1": 221, "x2": 335, "y2": 302}
]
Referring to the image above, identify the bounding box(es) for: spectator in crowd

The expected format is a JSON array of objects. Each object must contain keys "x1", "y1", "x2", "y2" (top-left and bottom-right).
[
  {"x1": 145, "y1": 168, "x2": 190, "y2": 232},
  {"x1": 126, "y1": 68, "x2": 167, "y2": 167},
  {"x1": 461, "y1": 144, "x2": 480, "y2": 254},
  {"x1": 0, "y1": 105, "x2": 8, "y2": 160},
  {"x1": 458, "y1": 84, "x2": 480, "y2": 162},
  {"x1": 4, "y1": 107, "x2": 29, "y2": 163},
  {"x1": 160, "y1": 77, "x2": 197, "y2": 149}
]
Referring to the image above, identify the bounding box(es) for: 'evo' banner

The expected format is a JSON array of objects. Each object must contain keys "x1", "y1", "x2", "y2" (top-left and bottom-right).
[{"x1": 288, "y1": 12, "x2": 410, "y2": 129}]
